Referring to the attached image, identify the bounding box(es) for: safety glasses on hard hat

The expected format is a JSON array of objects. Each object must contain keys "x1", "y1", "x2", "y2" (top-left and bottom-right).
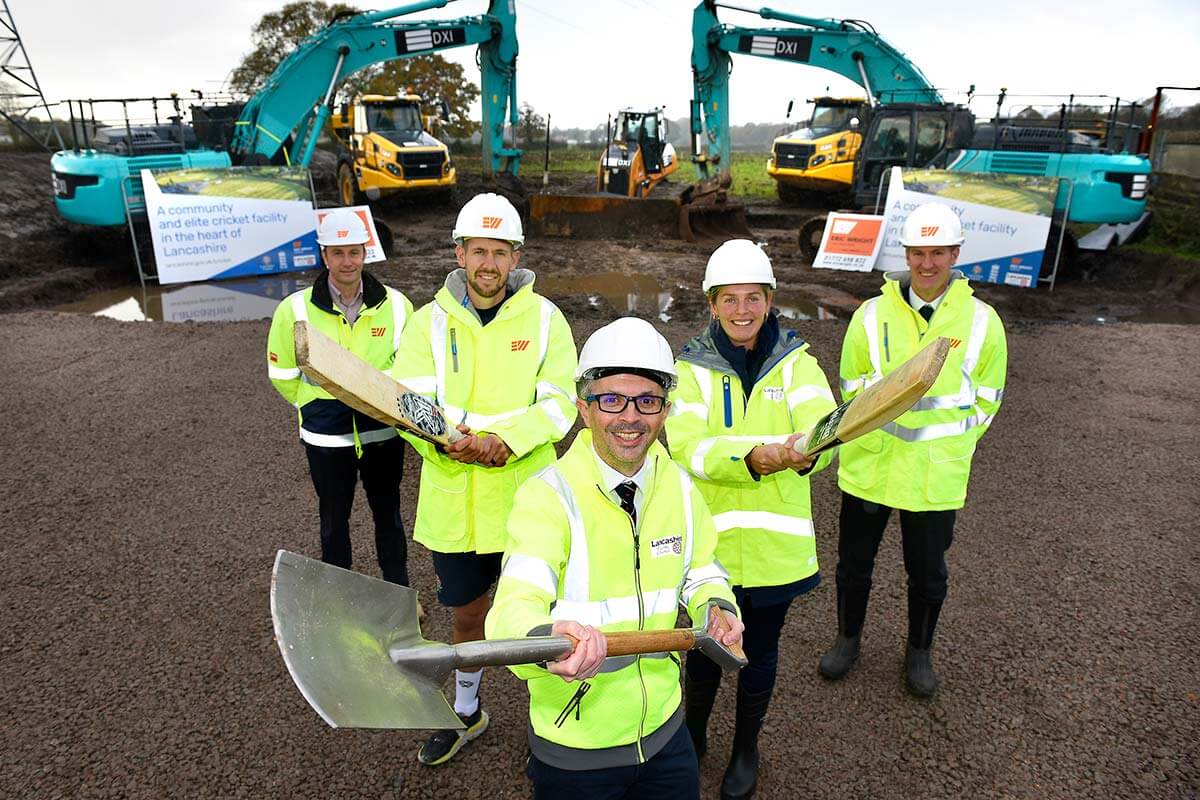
[{"x1": 585, "y1": 393, "x2": 667, "y2": 415}]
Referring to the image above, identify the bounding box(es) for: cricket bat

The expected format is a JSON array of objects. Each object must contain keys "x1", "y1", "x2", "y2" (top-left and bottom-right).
[
  {"x1": 795, "y1": 336, "x2": 951, "y2": 457},
  {"x1": 293, "y1": 321, "x2": 464, "y2": 447}
]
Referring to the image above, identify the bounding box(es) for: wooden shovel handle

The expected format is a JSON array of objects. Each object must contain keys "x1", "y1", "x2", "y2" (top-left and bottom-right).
[{"x1": 602, "y1": 629, "x2": 698, "y2": 657}]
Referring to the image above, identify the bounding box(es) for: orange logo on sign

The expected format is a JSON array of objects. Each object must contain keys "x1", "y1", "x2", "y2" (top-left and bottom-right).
[
  {"x1": 824, "y1": 215, "x2": 883, "y2": 257},
  {"x1": 371, "y1": 327, "x2": 387, "y2": 337},
  {"x1": 920, "y1": 226, "x2": 939, "y2": 237},
  {"x1": 481, "y1": 216, "x2": 503, "y2": 229},
  {"x1": 511, "y1": 339, "x2": 530, "y2": 351}
]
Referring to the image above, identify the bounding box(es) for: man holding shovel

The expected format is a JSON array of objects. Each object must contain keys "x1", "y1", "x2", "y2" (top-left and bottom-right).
[{"x1": 487, "y1": 317, "x2": 744, "y2": 799}]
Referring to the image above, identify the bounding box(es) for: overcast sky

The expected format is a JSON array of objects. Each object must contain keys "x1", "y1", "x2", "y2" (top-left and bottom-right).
[{"x1": 20, "y1": 0, "x2": 1199, "y2": 130}]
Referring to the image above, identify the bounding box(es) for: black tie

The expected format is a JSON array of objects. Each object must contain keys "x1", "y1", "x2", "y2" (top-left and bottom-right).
[
  {"x1": 919, "y1": 305, "x2": 934, "y2": 323},
  {"x1": 615, "y1": 481, "x2": 637, "y2": 526}
]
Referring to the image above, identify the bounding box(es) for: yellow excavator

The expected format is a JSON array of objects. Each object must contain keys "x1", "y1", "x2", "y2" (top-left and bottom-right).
[
  {"x1": 597, "y1": 107, "x2": 679, "y2": 197},
  {"x1": 768, "y1": 96, "x2": 869, "y2": 204},
  {"x1": 329, "y1": 93, "x2": 456, "y2": 205}
]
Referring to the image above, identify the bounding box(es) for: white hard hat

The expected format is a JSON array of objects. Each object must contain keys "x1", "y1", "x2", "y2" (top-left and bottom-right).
[
  {"x1": 702, "y1": 239, "x2": 776, "y2": 292},
  {"x1": 452, "y1": 192, "x2": 524, "y2": 248},
  {"x1": 316, "y1": 208, "x2": 370, "y2": 246},
  {"x1": 899, "y1": 203, "x2": 965, "y2": 247},
  {"x1": 576, "y1": 317, "x2": 678, "y2": 391}
]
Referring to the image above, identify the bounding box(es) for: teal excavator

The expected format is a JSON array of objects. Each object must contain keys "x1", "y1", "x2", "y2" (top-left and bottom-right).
[
  {"x1": 691, "y1": 1, "x2": 1152, "y2": 268},
  {"x1": 51, "y1": 0, "x2": 521, "y2": 228}
]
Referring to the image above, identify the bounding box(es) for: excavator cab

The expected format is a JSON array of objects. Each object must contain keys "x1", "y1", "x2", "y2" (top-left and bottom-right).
[
  {"x1": 597, "y1": 108, "x2": 678, "y2": 198},
  {"x1": 850, "y1": 104, "x2": 973, "y2": 210}
]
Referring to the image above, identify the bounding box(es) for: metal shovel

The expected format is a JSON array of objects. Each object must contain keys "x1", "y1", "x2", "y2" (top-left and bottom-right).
[{"x1": 270, "y1": 550, "x2": 747, "y2": 730}]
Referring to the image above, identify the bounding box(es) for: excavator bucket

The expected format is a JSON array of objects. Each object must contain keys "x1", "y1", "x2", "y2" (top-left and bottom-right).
[
  {"x1": 527, "y1": 176, "x2": 752, "y2": 243},
  {"x1": 528, "y1": 193, "x2": 683, "y2": 240}
]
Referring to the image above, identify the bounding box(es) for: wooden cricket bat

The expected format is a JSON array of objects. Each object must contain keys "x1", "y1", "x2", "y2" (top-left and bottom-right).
[
  {"x1": 293, "y1": 321, "x2": 464, "y2": 447},
  {"x1": 796, "y1": 336, "x2": 951, "y2": 457}
]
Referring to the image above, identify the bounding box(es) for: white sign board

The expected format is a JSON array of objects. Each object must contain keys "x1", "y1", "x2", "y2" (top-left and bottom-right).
[
  {"x1": 141, "y1": 167, "x2": 319, "y2": 285},
  {"x1": 878, "y1": 166, "x2": 1060, "y2": 289}
]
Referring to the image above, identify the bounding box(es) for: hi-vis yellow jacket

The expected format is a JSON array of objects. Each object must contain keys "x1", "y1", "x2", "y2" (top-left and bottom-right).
[
  {"x1": 666, "y1": 321, "x2": 837, "y2": 589},
  {"x1": 267, "y1": 270, "x2": 412, "y2": 451},
  {"x1": 486, "y1": 430, "x2": 738, "y2": 769},
  {"x1": 391, "y1": 269, "x2": 577, "y2": 554},
  {"x1": 838, "y1": 271, "x2": 1007, "y2": 511}
]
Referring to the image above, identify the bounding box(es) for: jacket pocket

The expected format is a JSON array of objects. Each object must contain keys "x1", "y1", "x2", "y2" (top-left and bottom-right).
[
  {"x1": 839, "y1": 430, "x2": 885, "y2": 488},
  {"x1": 925, "y1": 436, "x2": 976, "y2": 504}
]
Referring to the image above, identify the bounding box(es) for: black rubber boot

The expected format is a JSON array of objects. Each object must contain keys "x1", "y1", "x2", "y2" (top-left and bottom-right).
[
  {"x1": 817, "y1": 587, "x2": 868, "y2": 680},
  {"x1": 720, "y1": 685, "x2": 772, "y2": 800},
  {"x1": 905, "y1": 644, "x2": 937, "y2": 697},
  {"x1": 818, "y1": 634, "x2": 860, "y2": 680},
  {"x1": 684, "y1": 670, "x2": 721, "y2": 758},
  {"x1": 905, "y1": 601, "x2": 942, "y2": 698}
]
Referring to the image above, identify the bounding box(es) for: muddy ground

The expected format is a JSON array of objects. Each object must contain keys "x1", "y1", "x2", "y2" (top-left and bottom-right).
[{"x1": 4, "y1": 151, "x2": 1197, "y2": 798}]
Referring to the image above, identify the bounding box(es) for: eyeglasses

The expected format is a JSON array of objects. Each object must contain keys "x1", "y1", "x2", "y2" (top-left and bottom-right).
[{"x1": 585, "y1": 393, "x2": 667, "y2": 415}]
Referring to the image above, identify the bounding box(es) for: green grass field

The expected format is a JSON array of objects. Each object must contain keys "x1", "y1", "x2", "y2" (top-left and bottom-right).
[
  {"x1": 156, "y1": 166, "x2": 313, "y2": 201},
  {"x1": 454, "y1": 149, "x2": 779, "y2": 199}
]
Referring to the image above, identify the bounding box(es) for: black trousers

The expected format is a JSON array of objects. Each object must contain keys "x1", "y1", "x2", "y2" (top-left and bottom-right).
[
  {"x1": 835, "y1": 491, "x2": 955, "y2": 648},
  {"x1": 686, "y1": 594, "x2": 792, "y2": 696},
  {"x1": 527, "y1": 721, "x2": 698, "y2": 800},
  {"x1": 303, "y1": 435, "x2": 408, "y2": 586}
]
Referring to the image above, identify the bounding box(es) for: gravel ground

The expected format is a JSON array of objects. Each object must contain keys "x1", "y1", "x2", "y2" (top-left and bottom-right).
[{"x1": 0, "y1": 304, "x2": 1196, "y2": 799}]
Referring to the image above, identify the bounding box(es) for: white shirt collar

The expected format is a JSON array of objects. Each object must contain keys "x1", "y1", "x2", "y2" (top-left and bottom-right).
[
  {"x1": 592, "y1": 445, "x2": 654, "y2": 517},
  {"x1": 908, "y1": 283, "x2": 948, "y2": 314}
]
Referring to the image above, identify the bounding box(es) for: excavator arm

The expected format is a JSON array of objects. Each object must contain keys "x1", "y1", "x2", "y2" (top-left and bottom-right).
[
  {"x1": 233, "y1": 0, "x2": 521, "y2": 176},
  {"x1": 691, "y1": 0, "x2": 940, "y2": 177}
]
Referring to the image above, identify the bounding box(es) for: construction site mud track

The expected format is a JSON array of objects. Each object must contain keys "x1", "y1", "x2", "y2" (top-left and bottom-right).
[{"x1": 2, "y1": 152, "x2": 1197, "y2": 798}]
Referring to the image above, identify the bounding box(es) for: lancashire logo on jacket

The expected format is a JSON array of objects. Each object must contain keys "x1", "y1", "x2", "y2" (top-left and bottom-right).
[
  {"x1": 511, "y1": 339, "x2": 530, "y2": 351},
  {"x1": 371, "y1": 327, "x2": 387, "y2": 337},
  {"x1": 650, "y1": 535, "x2": 683, "y2": 558}
]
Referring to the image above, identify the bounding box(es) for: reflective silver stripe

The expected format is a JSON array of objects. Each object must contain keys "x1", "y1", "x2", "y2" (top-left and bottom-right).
[
  {"x1": 552, "y1": 587, "x2": 680, "y2": 627},
  {"x1": 862, "y1": 297, "x2": 882, "y2": 380},
  {"x1": 430, "y1": 304, "x2": 448, "y2": 406},
  {"x1": 690, "y1": 439, "x2": 716, "y2": 481},
  {"x1": 977, "y1": 386, "x2": 1004, "y2": 403},
  {"x1": 535, "y1": 380, "x2": 574, "y2": 436},
  {"x1": 691, "y1": 364, "x2": 713, "y2": 410},
  {"x1": 670, "y1": 400, "x2": 708, "y2": 418},
  {"x1": 787, "y1": 383, "x2": 834, "y2": 408},
  {"x1": 910, "y1": 394, "x2": 970, "y2": 412},
  {"x1": 269, "y1": 365, "x2": 300, "y2": 381},
  {"x1": 879, "y1": 407, "x2": 992, "y2": 442},
  {"x1": 502, "y1": 553, "x2": 559, "y2": 597},
  {"x1": 681, "y1": 562, "x2": 729, "y2": 606},
  {"x1": 712, "y1": 510, "x2": 814, "y2": 537},
  {"x1": 402, "y1": 376, "x2": 437, "y2": 395},
  {"x1": 679, "y1": 470, "x2": 695, "y2": 581},
  {"x1": 461, "y1": 406, "x2": 523, "y2": 430},
  {"x1": 839, "y1": 377, "x2": 859, "y2": 393},
  {"x1": 290, "y1": 290, "x2": 309, "y2": 322},
  {"x1": 358, "y1": 427, "x2": 398, "y2": 444},
  {"x1": 781, "y1": 357, "x2": 795, "y2": 394},
  {"x1": 954, "y1": 300, "x2": 990, "y2": 404},
  {"x1": 598, "y1": 652, "x2": 668, "y2": 673},
  {"x1": 537, "y1": 298, "x2": 554, "y2": 368},
  {"x1": 538, "y1": 468, "x2": 589, "y2": 603},
  {"x1": 299, "y1": 429, "x2": 355, "y2": 447},
  {"x1": 386, "y1": 288, "x2": 406, "y2": 352}
]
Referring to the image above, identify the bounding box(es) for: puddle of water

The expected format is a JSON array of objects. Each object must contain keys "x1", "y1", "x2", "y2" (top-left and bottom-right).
[
  {"x1": 55, "y1": 272, "x2": 319, "y2": 323},
  {"x1": 537, "y1": 271, "x2": 835, "y2": 322}
]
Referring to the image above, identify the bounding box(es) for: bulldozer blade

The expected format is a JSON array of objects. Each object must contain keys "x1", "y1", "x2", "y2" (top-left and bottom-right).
[
  {"x1": 270, "y1": 550, "x2": 464, "y2": 730},
  {"x1": 528, "y1": 193, "x2": 683, "y2": 240}
]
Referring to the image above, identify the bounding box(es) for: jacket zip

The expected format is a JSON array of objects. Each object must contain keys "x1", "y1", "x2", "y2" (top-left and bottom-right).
[
  {"x1": 629, "y1": 510, "x2": 648, "y2": 763},
  {"x1": 883, "y1": 321, "x2": 891, "y2": 362},
  {"x1": 722, "y1": 375, "x2": 733, "y2": 428},
  {"x1": 450, "y1": 328, "x2": 459, "y2": 372}
]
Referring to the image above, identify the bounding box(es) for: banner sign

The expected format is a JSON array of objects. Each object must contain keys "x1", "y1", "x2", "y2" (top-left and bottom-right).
[
  {"x1": 812, "y1": 213, "x2": 885, "y2": 272},
  {"x1": 314, "y1": 206, "x2": 387, "y2": 264},
  {"x1": 141, "y1": 166, "x2": 319, "y2": 285},
  {"x1": 878, "y1": 167, "x2": 1061, "y2": 288}
]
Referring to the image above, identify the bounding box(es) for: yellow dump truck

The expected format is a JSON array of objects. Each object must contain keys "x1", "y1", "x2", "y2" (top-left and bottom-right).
[
  {"x1": 767, "y1": 97, "x2": 868, "y2": 204},
  {"x1": 330, "y1": 93, "x2": 456, "y2": 205}
]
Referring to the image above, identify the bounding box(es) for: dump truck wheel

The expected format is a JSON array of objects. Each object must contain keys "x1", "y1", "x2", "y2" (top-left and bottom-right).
[
  {"x1": 798, "y1": 214, "x2": 829, "y2": 263},
  {"x1": 338, "y1": 162, "x2": 365, "y2": 206}
]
